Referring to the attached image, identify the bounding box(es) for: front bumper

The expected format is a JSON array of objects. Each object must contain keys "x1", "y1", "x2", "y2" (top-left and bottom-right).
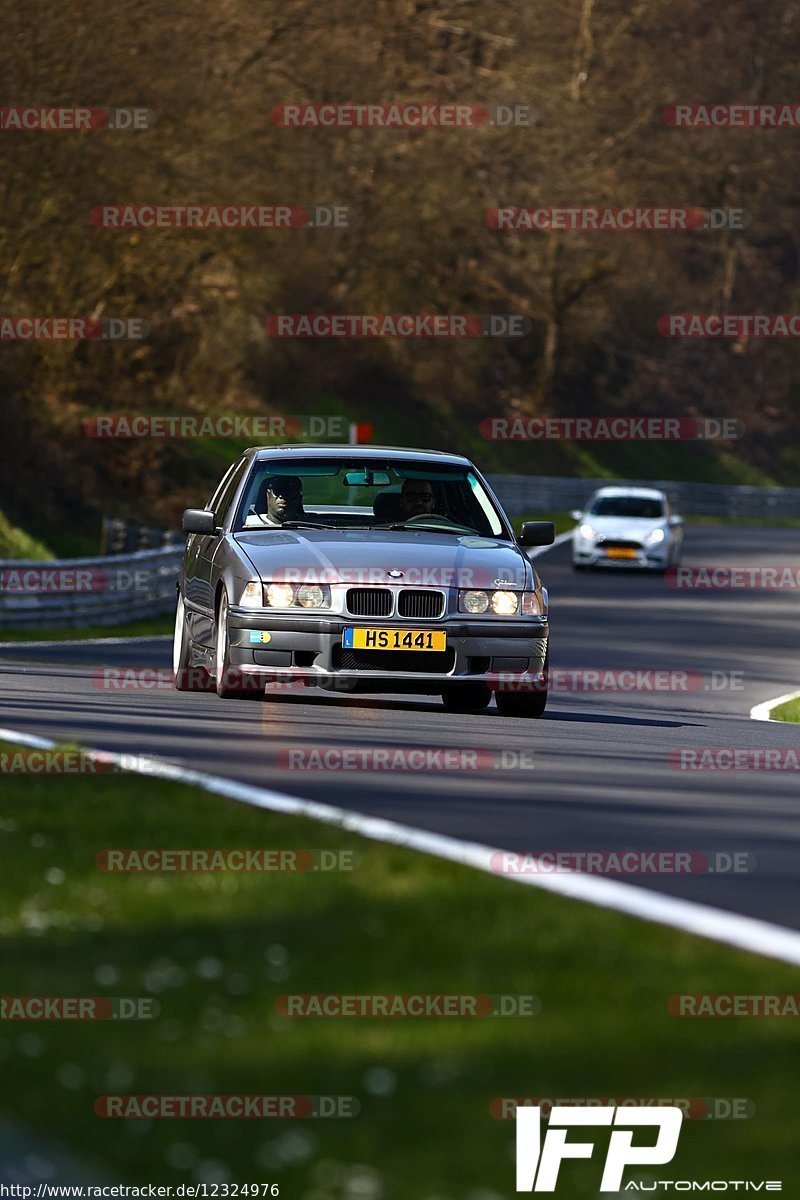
[
  {"x1": 226, "y1": 607, "x2": 548, "y2": 688},
  {"x1": 573, "y1": 541, "x2": 668, "y2": 569}
]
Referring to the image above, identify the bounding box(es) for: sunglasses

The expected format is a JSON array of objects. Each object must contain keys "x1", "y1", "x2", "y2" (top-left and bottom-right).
[
  {"x1": 404, "y1": 491, "x2": 433, "y2": 501},
  {"x1": 269, "y1": 483, "x2": 302, "y2": 496}
]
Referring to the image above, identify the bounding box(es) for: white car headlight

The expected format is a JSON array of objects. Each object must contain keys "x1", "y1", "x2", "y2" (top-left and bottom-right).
[
  {"x1": 296, "y1": 584, "x2": 329, "y2": 609},
  {"x1": 645, "y1": 528, "x2": 666, "y2": 544},
  {"x1": 459, "y1": 589, "x2": 528, "y2": 615},
  {"x1": 266, "y1": 583, "x2": 295, "y2": 608},
  {"x1": 459, "y1": 589, "x2": 490, "y2": 614},
  {"x1": 239, "y1": 581, "x2": 264, "y2": 608},
  {"x1": 578, "y1": 523, "x2": 596, "y2": 540},
  {"x1": 491, "y1": 590, "x2": 519, "y2": 615}
]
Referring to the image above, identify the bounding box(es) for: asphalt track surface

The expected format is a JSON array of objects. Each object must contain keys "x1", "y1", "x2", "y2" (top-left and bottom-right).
[{"x1": 1, "y1": 524, "x2": 799, "y2": 931}]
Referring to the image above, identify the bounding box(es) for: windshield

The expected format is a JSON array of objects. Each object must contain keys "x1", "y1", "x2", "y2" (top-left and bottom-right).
[
  {"x1": 588, "y1": 496, "x2": 665, "y2": 519},
  {"x1": 233, "y1": 457, "x2": 507, "y2": 537}
]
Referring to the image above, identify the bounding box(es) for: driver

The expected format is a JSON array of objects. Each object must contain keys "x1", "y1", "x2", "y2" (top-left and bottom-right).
[
  {"x1": 399, "y1": 479, "x2": 440, "y2": 520},
  {"x1": 260, "y1": 475, "x2": 305, "y2": 525}
]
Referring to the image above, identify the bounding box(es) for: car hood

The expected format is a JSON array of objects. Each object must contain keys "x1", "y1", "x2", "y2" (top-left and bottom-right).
[
  {"x1": 233, "y1": 528, "x2": 534, "y2": 589},
  {"x1": 581, "y1": 516, "x2": 666, "y2": 540}
]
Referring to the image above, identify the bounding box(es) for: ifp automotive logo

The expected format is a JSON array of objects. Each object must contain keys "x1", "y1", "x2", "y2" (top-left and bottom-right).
[
  {"x1": 515, "y1": 1104, "x2": 782, "y2": 1191},
  {"x1": 516, "y1": 1105, "x2": 682, "y2": 1192}
]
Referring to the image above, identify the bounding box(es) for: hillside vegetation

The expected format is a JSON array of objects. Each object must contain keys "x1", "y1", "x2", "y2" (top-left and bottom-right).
[{"x1": 2, "y1": 0, "x2": 799, "y2": 544}]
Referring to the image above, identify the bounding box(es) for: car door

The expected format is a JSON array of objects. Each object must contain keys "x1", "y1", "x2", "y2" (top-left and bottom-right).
[{"x1": 185, "y1": 457, "x2": 249, "y2": 646}]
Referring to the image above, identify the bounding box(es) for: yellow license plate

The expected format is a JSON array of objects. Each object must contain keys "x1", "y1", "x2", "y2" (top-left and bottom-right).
[
  {"x1": 605, "y1": 547, "x2": 637, "y2": 559},
  {"x1": 343, "y1": 628, "x2": 447, "y2": 652}
]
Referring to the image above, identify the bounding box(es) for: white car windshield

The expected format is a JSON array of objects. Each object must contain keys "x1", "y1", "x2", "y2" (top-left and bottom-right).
[{"x1": 589, "y1": 497, "x2": 665, "y2": 519}]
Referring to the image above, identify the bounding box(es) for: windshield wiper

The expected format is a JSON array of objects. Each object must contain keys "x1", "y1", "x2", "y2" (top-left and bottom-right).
[
  {"x1": 274, "y1": 520, "x2": 335, "y2": 529},
  {"x1": 385, "y1": 521, "x2": 478, "y2": 535}
]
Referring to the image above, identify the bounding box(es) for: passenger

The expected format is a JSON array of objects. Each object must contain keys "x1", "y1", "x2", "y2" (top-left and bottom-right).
[{"x1": 399, "y1": 479, "x2": 439, "y2": 520}]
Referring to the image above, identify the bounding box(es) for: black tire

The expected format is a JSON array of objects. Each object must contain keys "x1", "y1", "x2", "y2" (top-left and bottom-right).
[
  {"x1": 495, "y1": 653, "x2": 548, "y2": 718},
  {"x1": 215, "y1": 590, "x2": 262, "y2": 699},
  {"x1": 173, "y1": 594, "x2": 211, "y2": 692},
  {"x1": 441, "y1": 683, "x2": 492, "y2": 713}
]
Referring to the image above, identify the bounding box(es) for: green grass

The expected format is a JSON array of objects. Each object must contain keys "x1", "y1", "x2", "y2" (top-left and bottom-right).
[
  {"x1": 0, "y1": 509, "x2": 52, "y2": 560},
  {"x1": 0, "y1": 740, "x2": 799, "y2": 1193},
  {"x1": 0, "y1": 616, "x2": 173, "y2": 642},
  {"x1": 771, "y1": 697, "x2": 800, "y2": 722}
]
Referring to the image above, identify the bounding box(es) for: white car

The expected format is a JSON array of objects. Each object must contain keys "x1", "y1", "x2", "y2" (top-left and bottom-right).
[{"x1": 571, "y1": 486, "x2": 683, "y2": 572}]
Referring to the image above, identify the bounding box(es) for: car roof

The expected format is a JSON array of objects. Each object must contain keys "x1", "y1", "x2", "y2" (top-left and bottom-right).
[
  {"x1": 590, "y1": 486, "x2": 666, "y2": 500},
  {"x1": 250, "y1": 444, "x2": 473, "y2": 467}
]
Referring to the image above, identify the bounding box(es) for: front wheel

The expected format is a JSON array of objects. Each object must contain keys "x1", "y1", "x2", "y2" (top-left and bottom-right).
[
  {"x1": 441, "y1": 683, "x2": 492, "y2": 713},
  {"x1": 215, "y1": 590, "x2": 261, "y2": 699},
  {"x1": 173, "y1": 594, "x2": 209, "y2": 691}
]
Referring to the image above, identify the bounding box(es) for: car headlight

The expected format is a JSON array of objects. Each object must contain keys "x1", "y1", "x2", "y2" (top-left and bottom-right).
[
  {"x1": 578, "y1": 523, "x2": 596, "y2": 540},
  {"x1": 460, "y1": 590, "x2": 490, "y2": 614},
  {"x1": 645, "y1": 528, "x2": 666, "y2": 544},
  {"x1": 266, "y1": 583, "x2": 295, "y2": 608},
  {"x1": 459, "y1": 589, "x2": 534, "y2": 615},
  {"x1": 491, "y1": 590, "x2": 519, "y2": 615},
  {"x1": 296, "y1": 584, "x2": 328, "y2": 609},
  {"x1": 239, "y1": 581, "x2": 264, "y2": 608},
  {"x1": 263, "y1": 582, "x2": 331, "y2": 609}
]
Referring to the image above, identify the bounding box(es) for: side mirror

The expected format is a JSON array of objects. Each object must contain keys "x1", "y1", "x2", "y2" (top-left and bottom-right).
[
  {"x1": 669, "y1": 515, "x2": 684, "y2": 527},
  {"x1": 182, "y1": 508, "x2": 217, "y2": 535},
  {"x1": 569, "y1": 509, "x2": 582, "y2": 521},
  {"x1": 518, "y1": 521, "x2": 556, "y2": 547}
]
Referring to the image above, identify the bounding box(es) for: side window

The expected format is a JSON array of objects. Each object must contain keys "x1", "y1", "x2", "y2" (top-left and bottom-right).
[{"x1": 209, "y1": 458, "x2": 249, "y2": 523}]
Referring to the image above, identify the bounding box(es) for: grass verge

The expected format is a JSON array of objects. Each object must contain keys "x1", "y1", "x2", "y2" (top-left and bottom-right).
[
  {"x1": 770, "y1": 697, "x2": 800, "y2": 723},
  {"x1": 0, "y1": 616, "x2": 173, "y2": 642},
  {"x1": 0, "y1": 740, "x2": 798, "y2": 1193}
]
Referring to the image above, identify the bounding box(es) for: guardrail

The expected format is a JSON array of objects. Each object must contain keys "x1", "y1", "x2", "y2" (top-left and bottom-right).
[
  {"x1": 0, "y1": 546, "x2": 183, "y2": 630},
  {"x1": 486, "y1": 475, "x2": 800, "y2": 519}
]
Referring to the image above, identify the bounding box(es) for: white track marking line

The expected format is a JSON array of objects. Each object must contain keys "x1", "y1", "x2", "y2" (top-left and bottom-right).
[
  {"x1": 750, "y1": 689, "x2": 800, "y2": 722},
  {"x1": 3, "y1": 723, "x2": 800, "y2": 967}
]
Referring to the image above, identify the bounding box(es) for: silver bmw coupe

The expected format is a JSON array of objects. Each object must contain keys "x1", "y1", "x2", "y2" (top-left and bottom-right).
[{"x1": 174, "y1": 445, "x2": 553, "y2": 716}]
